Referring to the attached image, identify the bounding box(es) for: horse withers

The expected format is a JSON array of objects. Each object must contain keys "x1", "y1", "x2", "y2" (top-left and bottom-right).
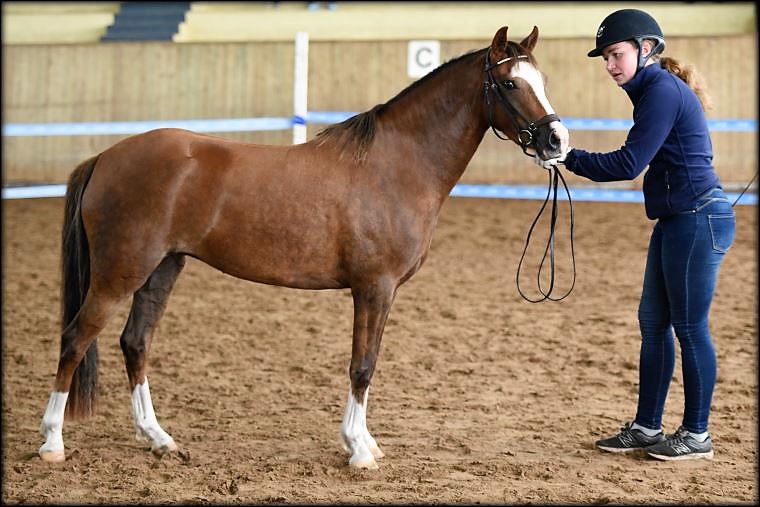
[{"x1": 39, "y1": 26, "x2": 568, "y2": 469}]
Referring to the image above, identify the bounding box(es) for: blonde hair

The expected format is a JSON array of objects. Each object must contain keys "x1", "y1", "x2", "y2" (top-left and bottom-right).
[{"x1": 643, "y1": 39, "x2": 713, "y2": 111}]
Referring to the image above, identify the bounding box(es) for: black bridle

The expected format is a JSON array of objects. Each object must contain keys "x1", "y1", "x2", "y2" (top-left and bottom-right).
[
  {"x1": 483, "y1": 48, "x2": 560, "y2": 157},
  {"x1": 483, "y1": 48, "x2": 576, "y2": 303}
]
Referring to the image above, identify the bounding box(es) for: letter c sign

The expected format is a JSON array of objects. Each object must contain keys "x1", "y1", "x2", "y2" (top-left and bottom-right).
[{"x1": 407, "y1": 40, "x2": 440, "y2": 78}]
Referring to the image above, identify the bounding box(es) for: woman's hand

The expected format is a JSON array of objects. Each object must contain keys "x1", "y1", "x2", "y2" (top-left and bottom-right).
[{"x1": 534, "y1": 146, "x2": 571, "y2": 169}]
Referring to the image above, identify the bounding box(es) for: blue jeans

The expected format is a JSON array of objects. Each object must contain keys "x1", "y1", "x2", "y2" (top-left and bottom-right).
[{"x1": 634, "y1": 188, "x2": 736, "y2": 433}]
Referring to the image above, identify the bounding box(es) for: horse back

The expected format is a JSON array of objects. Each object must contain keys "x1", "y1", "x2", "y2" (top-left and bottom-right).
[
  {"x1": 81, "y1": 129, "x2": 359, "y2": 288},
  {"x1": 81, "y1": 128, "x2": 442, "y2": 290}
]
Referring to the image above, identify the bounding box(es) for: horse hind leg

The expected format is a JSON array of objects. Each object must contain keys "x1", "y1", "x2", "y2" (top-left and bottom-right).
[
  {"x1": 120, "y1": 254, "x2": 185, "y2": 456},
  {"x1": 39, "y1": 286, "x2": 131, "y2": 462},
  {"x1": 340, "y1": 279, "x2": 396, "y2": 469}
]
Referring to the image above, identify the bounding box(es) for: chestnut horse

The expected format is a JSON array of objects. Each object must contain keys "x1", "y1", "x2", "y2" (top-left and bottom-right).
[{"x1": 39, "y1": 26, "x2": 568, "y2": 469}]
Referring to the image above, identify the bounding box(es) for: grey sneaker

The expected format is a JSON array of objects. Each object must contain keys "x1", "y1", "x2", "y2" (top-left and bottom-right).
[
  {"x1": 646, "y1": 426, "x2": 714, "y2": 461},
  {"x1": 596, "y1": 421, "x2": 666, "y2": 453}
]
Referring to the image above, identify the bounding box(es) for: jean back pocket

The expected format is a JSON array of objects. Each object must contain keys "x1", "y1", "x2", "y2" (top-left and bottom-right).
[{"x1": 708, "y1": 213, "x2": 736, "y2": 253}]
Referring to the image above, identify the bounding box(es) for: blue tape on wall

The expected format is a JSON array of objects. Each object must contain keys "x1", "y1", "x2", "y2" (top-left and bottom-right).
[
  {"x1": 3, "y1": 113, "x2": 756, "y2": 205},
  {"x1": 3, "y1": 183, "x2": 755, "y2": 205},
  {"x1": 450, "y1": 184, "x2": 756, "y2": 205},
  {"x1": 2, "y1": 118, "x2": 294, "y2": 136},
  {"x1": 3, "y1": 116, "x2": 756, "y2": 137},
  {"x1": 305, "y1": 114, "x2": 756, "y2": 133},
  {"x1": 2, "y1": 184, "x2": 68, "y2": 199}
]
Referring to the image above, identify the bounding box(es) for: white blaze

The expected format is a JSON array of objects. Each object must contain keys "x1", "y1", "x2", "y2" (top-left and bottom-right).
[
  {"x1": 512, "y1": 61, "x2": 569, "y2": 154},
  {"x1": 512, "y1": 61, "x2": 554, "y2": 114}
]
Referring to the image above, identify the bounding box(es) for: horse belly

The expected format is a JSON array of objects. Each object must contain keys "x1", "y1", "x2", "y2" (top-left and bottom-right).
[{"x1": 193, "y1": 202, "x2": 346, "y2": 290}]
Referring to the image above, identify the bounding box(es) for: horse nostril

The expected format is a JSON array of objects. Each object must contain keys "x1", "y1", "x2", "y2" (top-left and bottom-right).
[{"x1": 549, "y1": 130, "x2": 563, "y2": 149}]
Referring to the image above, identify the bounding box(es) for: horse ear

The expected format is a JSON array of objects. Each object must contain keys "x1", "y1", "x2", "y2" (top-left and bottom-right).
[
  {"x1": 520, "y1": 26, "x2": 539, "y2": 52},
  {"x1": 490, "y1": 26, "x2": 509, "y2": 56}
]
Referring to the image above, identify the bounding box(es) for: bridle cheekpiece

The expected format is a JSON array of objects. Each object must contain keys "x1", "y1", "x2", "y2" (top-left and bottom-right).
[{"x1": 483, "y1": 48, "x2": 560, "y2": 156}]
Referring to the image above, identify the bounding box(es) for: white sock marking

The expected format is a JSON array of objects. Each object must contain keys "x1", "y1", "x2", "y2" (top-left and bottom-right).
[
  {"x1": 39, "y1": 391, "x2": 68, "y2": 455},
  {"x1": 340, "y1": 386, "x2": 383, "y2": 467},
  {"x1": 131, "y1": 377, "x2": 175, "y2": 451}
]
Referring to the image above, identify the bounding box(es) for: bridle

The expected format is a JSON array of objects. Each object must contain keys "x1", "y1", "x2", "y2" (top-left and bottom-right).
[
  {"x1": 483, "y1": 48, "x2": 560, "y2": 157},
  {"x1": 483, "y1": 47, "x2": 576, "y2": 303}
]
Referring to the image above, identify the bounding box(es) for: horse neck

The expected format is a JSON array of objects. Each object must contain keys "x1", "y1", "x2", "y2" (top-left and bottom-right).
[{"x1": 375, "y1": 53, "x2": 489, "y2": 196}]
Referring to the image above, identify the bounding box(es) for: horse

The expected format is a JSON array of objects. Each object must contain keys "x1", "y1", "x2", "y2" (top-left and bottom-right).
[{"x1": 38, "y1": 25, "x2": 568, "y2": 469}]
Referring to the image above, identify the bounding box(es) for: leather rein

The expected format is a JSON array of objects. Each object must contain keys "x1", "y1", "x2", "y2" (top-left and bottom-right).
[{"x1": 483, "y1": 48, "x2": 576, "y2": 303}]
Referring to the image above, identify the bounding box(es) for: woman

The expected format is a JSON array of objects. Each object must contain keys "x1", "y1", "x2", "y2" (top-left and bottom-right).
[{"x1": 543, "y1": 8, "x2": 736, "y2": 461}]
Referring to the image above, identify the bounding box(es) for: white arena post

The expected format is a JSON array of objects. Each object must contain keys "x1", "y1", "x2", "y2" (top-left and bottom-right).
[{"x1": 293, "y1": 31, "x2": 309, "y2": 145}]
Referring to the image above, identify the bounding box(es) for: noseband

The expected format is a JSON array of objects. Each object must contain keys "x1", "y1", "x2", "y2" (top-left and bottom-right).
[{"x1": 484, "y1": 48, "x2": 560, "y2": 156}]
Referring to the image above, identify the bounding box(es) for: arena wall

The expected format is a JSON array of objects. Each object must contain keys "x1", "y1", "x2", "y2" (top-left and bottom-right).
[{"x1": 2, "y1": 2, "x2": 756, "y2": 186}]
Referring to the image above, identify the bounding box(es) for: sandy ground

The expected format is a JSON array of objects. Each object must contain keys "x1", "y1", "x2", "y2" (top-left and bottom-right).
[{"x1": 2, "y1": 194, "x2": 757, "y2": 504}]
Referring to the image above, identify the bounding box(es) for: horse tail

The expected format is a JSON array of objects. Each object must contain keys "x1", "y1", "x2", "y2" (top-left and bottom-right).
[{"x1": 61, "y1": 154, "x2": 99, "y2": 419}]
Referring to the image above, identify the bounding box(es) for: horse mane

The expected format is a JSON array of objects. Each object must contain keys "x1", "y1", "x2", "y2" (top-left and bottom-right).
[{"x1": 315, "y1": 46, "x2": 501, "y2": 162}]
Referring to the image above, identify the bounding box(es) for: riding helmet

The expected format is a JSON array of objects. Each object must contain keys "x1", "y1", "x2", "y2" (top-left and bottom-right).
[{"x1": 587, "y1": 9, "x2": 665, "y2": 70}]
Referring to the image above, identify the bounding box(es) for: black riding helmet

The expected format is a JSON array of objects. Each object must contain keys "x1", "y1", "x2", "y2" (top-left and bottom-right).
[{"x1": 587, "y1": 9, "x2": 665, "y2": 71}]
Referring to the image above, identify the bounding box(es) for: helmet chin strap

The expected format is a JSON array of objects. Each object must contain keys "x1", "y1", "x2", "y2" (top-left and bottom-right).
[
  {"x1": 635, "y1": 38, "x2": 662, "y2": 72},
  {"x1": 636, "y1": 45, "x2": 651, "y2": 71}
]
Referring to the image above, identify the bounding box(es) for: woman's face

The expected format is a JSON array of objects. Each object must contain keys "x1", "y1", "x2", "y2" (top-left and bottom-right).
[{"x1": 602, "y1": 41, "x2": 647, "y2": 86}]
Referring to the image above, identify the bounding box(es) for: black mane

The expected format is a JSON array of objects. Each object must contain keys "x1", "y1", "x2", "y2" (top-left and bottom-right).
[{"x1": 314, "y1": 47, "x2": 490, "y2": 161}]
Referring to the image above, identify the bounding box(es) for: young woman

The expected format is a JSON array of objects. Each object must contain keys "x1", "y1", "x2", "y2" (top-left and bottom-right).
[{"x1": 543, "y1": 8, "x2": 736, "y2": 461}]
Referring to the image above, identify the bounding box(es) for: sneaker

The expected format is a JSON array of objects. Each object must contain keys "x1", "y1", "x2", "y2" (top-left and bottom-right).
[
  {"x1": 646, "y1": 426, "x2": 714, "y2": 461},
  {"x1": 596, "y1": 421, "x2": 666, "y2": 453}
]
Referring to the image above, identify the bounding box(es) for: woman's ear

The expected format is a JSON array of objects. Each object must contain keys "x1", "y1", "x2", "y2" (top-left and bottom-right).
[{"x1": 640, "y1": 40, "x2": 653, "y2": 57}]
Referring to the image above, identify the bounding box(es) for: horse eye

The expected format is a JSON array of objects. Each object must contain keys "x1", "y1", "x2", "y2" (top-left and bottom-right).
[{"x1": 503, "y1": 80, "x2": 516, "y2": 90}]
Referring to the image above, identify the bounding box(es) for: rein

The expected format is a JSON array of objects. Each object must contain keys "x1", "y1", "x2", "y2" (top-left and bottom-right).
[
  {"x1": 515, "y1": 164, "x2": 576, "y2": 302},
  {"x1": 731, "y1": 170, "x2": 758, "y2": 207},
  {"x1": 483, "y1": 49, "x2": 576, "y2": 303}
]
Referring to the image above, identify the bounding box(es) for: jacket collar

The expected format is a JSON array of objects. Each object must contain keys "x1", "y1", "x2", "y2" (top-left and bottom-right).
[{"x1": 622, "y1": 63, "x2": 660, "y2": 104}]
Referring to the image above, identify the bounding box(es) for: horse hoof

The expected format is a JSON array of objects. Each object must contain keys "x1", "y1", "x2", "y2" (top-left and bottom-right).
[
  {"x1": 151, "y1": 440, "x2": 178, "y2": 456},
  {"x1": 40, "y1": 449, "x2": 65, "y2": 463},
  {"x1": 370, "y1": 446, "x2": 385, "y2": 459},
  {"x1": 349, "y1": 456, "x2": 379, "y2": 470}
]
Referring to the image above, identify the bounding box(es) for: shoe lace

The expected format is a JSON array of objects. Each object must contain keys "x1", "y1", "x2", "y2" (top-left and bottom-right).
[
  {"x1": 619, "y1": 421, "x2": 634, "y2": 433},
  {"x1": 617, "y1": 422, "x2": 638, "y2": 443},
  {"x1": 666, "y1": 426, "x2": 691, "y2": 446}
]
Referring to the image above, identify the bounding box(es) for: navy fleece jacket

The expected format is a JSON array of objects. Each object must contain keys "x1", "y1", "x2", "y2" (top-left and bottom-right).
[{"x1": 564, "y1": 63, "x2": 720, "y2": 219}]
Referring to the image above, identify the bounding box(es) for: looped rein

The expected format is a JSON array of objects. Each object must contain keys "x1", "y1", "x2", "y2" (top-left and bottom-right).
[
  {"x1": 515, "y1": 163, "x2": 576, "y2": 303},
  {"x1": 482, "y1": 49, "x2": 576, "y2": 303}
]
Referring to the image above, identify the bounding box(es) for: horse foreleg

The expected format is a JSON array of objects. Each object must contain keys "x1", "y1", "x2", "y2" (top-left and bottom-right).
[
  {"x1": 120, "y1": 255, "x2": 184, "y2": 456},
  {"x1": 340, "y1": 280, "x2": 396, "y2": 469}
]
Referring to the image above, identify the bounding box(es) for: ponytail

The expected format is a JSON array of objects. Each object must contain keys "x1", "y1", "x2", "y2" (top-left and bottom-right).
[
  {"x1": 642, "y1": 38, "x2": 712, "y2": 111},
  {"x1": 658, "y1": 56, "x2": 713, "y2": 112}
]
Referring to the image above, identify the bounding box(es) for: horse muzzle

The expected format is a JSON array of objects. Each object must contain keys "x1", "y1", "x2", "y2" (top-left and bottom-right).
[{"x1": 534, "y1": 119, "x2": 569, "y2": 161}]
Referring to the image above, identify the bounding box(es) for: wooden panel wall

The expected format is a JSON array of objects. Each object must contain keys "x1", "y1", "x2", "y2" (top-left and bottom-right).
[{"x1": 3, "y1": 35, "x2": 756, "y2": 187}]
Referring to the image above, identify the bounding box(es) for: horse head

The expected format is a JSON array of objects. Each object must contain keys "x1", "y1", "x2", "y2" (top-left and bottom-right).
[{"x1": 484, "y1": 26, "x2": 569, "y2": 161}]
